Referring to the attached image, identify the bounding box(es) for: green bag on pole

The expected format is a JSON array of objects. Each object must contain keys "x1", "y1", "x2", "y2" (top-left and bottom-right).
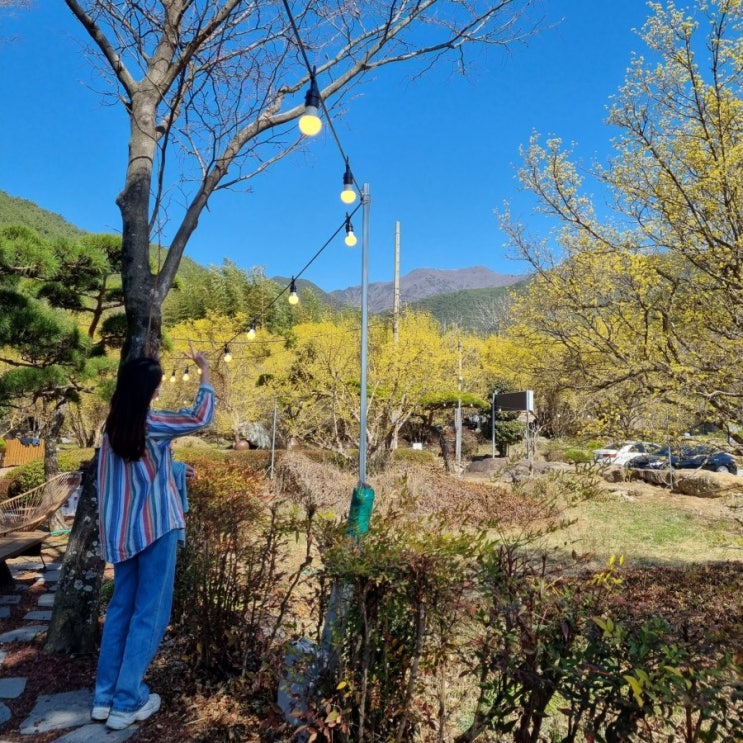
[{"x1": 347, "y1": 485, "x2": 375, "y2": 537}]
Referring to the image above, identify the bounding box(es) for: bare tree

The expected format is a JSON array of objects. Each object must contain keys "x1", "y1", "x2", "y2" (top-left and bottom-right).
[
  {"x1": 47, "y1": 0, "x2": 537, "y2": 653},
  {"x1": 472, "y1": 291, "x2": 513, "y2": 334},
  {"x1": 65, "y1": 0, "x2": 535, "y2": 358}
]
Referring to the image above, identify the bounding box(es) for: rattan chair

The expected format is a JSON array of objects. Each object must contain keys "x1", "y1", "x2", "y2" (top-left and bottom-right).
[{"x1": 0, "y1": 471, "x2": 83, "y2": 536}]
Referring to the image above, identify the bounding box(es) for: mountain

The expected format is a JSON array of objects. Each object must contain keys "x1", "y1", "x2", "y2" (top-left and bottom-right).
[
  {"x1": 328, "y1": 266, "x2": 527, "y2": 314},
  {"x1": 0, "y1": 190, "x2": 86, "y2": 241},
  {"x1": 0, "y1": 191, "x2": 529, "y2": 332}
]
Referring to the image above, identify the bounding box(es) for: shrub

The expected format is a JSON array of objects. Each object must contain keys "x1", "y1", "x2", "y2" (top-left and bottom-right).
[
  {"x1": 564, "y1": 448, "x2": 593, "y2": 464},
  {"x1": 3, "y1": 449, "x2": 94, "y2": 497},
  {"x1": 390, "y1": 447, "x2": 436, "y2": 465},
  {"x1": 171, "y1": 457, "x2": 323, "y2": 690}
]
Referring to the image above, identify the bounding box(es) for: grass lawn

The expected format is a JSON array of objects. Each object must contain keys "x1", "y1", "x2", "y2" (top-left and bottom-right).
[{"x1": 545, "y1": 488, "x2": 742, "y2": 566}]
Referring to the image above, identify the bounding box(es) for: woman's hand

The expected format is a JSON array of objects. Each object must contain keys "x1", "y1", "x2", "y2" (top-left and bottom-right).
[{"x1": 188, "y1": 345, "x2": 211, "y2": 385}]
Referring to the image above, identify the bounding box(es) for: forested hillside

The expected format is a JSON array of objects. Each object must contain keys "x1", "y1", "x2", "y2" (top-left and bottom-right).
[
  {"x1": 0, "y1": 190, "x2": 522, "y2": 330},
  {"x1": 0, "y1": 190, "x2": 86, "y2": 241},
  {"x1": 409, "y1": 282, "x2": 527, "y2": 334}
]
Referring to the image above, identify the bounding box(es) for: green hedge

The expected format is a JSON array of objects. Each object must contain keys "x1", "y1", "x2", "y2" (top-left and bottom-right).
[{"x1": 2, "y1": 449, "x2": 94, "y2": 498}]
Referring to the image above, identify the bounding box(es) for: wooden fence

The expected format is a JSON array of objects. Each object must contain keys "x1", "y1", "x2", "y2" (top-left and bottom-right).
[{"x1": 2, "y1": 439, "x2": 45, "y2": 467}]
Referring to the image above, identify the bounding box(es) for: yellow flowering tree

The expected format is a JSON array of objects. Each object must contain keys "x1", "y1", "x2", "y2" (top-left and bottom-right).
[{"x1": 502, "y1": 0, "x2": 743, "y2": 437}]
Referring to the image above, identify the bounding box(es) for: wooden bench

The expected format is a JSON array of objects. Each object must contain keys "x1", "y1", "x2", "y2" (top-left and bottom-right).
[{"x1": 0, "y1": 531, "x2": 47, "y2": 587}]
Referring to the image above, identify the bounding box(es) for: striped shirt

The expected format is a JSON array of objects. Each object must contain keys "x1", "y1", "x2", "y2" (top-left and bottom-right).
[{"x1": 97, "y1": 383, "x2": 215, "y2": 563}]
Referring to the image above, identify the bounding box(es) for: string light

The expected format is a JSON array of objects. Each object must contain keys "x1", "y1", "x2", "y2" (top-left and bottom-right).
[
  {"x1": 247, "y1": 321, "x2": 257, "y2": 340},
  {"x1": 182, "y1": 367, "x2": 190, "y2": 382},
  {"x1": 341, "y1": 159, "x2": 356, "y2": 204},
  {"x1": 224, "y1": 345, "x2": 232, "y2": 363},
  {"x1": 298, "y1": 68, "x2": 322, "y2": 137},
  {"x1": 288, "y1": 278, "x2": 300, "y2": 305},
  {"x1": 169, "y1": 369, "x2": 176, "y2": 383},
  {"x1": 344, "y1": 214, "x2": 357, "y2": 247}
]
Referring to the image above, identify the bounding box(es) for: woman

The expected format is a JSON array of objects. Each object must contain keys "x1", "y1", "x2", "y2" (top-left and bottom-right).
[{"x1": 92, "y1": 350, "x2": 214, "y2": 731}]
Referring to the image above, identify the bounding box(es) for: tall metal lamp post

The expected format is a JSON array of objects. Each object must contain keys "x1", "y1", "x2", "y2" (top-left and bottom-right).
[{"x1": 347, "y1": 183, "x2": 374, "y2": 536}]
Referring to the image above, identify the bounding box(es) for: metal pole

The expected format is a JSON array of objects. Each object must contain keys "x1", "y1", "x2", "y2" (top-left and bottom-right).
[
  {"x1": 456, "y1": 340, "x2": 462, "y2": 475},
  {"x1": 270, "y1": 397, "x2": 277, "y2": 479},
  {"x1": 393, "y1": 221, "x2": 400, "y2": 345},
  {"x1": 358, "y1": 184, "x2": 371, "y2": 487}
]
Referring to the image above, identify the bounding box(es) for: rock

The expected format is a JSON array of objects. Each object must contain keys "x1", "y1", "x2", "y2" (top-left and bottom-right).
[{"x1": 628, "y1": 468, "x2": 742, "y2": 498}]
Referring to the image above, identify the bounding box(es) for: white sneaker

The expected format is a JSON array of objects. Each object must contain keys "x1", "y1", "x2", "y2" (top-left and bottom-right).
[
  {"x1": 91, "y1": 705, "x2": 110, "y2": 721},
  {"x1": 106, "y1": 692, "x2": 161, "y2": 730}
]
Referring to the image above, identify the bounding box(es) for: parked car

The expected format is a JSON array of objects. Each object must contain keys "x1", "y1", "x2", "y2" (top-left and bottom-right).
[
  {"x1": 592, "y1": 441, "x2": 663, "y2": 467},
  {"x1": 631, "y1": 445, "x2": 738, "y2": 475}
]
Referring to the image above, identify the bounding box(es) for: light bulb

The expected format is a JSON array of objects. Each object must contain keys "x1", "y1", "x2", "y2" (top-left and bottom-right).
[
  {"x1": 298, "y1": 72, "x2": 322, "y2": 137},
  {"x1": 169, "y1": 369, "x2": 176, "y2": 384},
  {"x1": 299, "y1": 107, "x2": 322, "y2": 136},
  {"x1": 288, "y1": 278, "x2": 299, "y2": 305},
  {"x1": 247, "y1": 325, "x2": 256, "y2": 340},
  {"x1": 197, "y1": 367, "x2": 202, "y2": 375},
  {"x1": 344, "y1": 215, "x2": 357, "y2": 247},
  {"x1": 182, "y1": 367, "x2": 190, "y2": 382},
  {"x1": 341, "y1": 161, "x2": 356, "y2": 204},
  {"x1": 224, "y1": 345, "x2": 232, "y2": 363}
]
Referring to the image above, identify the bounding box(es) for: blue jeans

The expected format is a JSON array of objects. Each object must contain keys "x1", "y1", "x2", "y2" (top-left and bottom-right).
[{"x1": 93, "y1": 529, "x2": 179, "y2": 713}]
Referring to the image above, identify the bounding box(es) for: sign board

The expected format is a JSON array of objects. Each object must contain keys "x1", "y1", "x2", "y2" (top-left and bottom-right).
[{"x1": 493, "y1": 390, "x2": 534, "y2": 414}]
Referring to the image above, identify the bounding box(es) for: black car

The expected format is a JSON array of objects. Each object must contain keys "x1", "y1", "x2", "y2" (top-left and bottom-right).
[{"x1": 631, "y1": 445, "x2": 738, "y2": 475}]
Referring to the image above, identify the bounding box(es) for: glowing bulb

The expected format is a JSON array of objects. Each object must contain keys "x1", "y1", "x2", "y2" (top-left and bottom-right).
[
  {"x1": 182, "y1": 367, "x2": 190, "y2": 382},
  {"x1": 247, "y1": 324, "x2": 256, "y2": 340},
  {"x1": 298, "y1": 72, "x2": 322, "y2": 136},
  {"x1": 288, "y1": 279, "x2": 299, "y2": 305},
  {"x1": 344, "y1": 215, "x2": 357, "y2": 247},
  {"x1": 224, "y1": 345, "x2": 232, "y2": 363},
  {"x1": 299, "y1": 107, "x2": 322, "y2": 136},
  {"x1": 197, "y1": 367, "x2": 202, "y2": 375},
  {"x1": 341, "y1": 161, "x2": 356, "y2": 204},
  {"x1": 169, "y1": 369, "x2": 176, "y2": 384}
]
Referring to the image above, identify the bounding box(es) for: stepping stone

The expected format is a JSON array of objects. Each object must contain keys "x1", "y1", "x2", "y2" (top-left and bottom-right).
[
  {"x1": 54, "y1": 722, "x2": 138, "y2": 742},
  {"x1": 10, "y1": 560, "x2": 44, "y2": 571},
  {"x1": 20, "y1": 688, "x2": 93, "y2": 735},
  {"x1": 0, "y1": 608, "x2": 9, "y2": 619},
  {"x1": 38, "y1": 593, "x2": 56, "y2": 607},
  {"x1": 24, "y1": 610, "x2": 52, "y2": 621},
  {"x1": 0, "y1": 595, "x2": 21, "y2": 606},
  {"x1": 0, "y1": 676, "x2": 26, "y2": 699},
  {"x1": 0, "y1": 701, "x2": 11, "y2": 725},
  {"x1": 36, "y1": 572, "x2": 62, "y2": 586},
  {"x1": 0, "y1": 650, "x2": 6, "y2": 665},
  {"x1": 0, "y1": 625, "x2": 47, "y2": 644}
]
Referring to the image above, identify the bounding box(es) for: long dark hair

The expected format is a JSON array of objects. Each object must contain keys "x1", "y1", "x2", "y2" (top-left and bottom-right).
[{"x1": 105, "y1": 357, "x2": 162, "y2": 461}]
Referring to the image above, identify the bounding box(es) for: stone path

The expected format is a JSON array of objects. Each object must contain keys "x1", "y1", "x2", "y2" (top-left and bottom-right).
[{"x1": 0, "y1": 555, "x2": 137, "y2": 742}]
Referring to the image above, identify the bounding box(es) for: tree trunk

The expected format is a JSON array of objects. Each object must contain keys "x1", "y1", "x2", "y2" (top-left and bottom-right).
[
  {"x1": 43, "y1": 454, "x2": 105, "y2": 655},
  {"x1": 42, "y1": 402, "x2": 67, "y2": 480}
]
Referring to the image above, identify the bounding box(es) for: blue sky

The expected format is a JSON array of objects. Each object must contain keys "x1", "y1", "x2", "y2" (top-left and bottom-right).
[{"x1": 0, "y1": 0, "x2": 657, "y2": 292}]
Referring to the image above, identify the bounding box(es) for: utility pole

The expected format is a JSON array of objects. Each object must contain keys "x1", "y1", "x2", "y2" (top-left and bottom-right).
[
  {"x1": 392, "y1": 221, "x2": 400, "y2": 345},
  {"x1": 455, "y1": 339, "x2": 463, "y2": 475}
]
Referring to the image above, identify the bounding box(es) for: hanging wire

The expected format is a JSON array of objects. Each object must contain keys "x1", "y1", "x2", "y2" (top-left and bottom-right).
[
  {"x1": 167, "y1": 3, "x2": 368, "y2": 365},
  {"x1": 280, "y1": 0, "x2": 363, "y2": 194},
  {"x1": 180, "y1": 202, "x2": 364, "y2": 354}
]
